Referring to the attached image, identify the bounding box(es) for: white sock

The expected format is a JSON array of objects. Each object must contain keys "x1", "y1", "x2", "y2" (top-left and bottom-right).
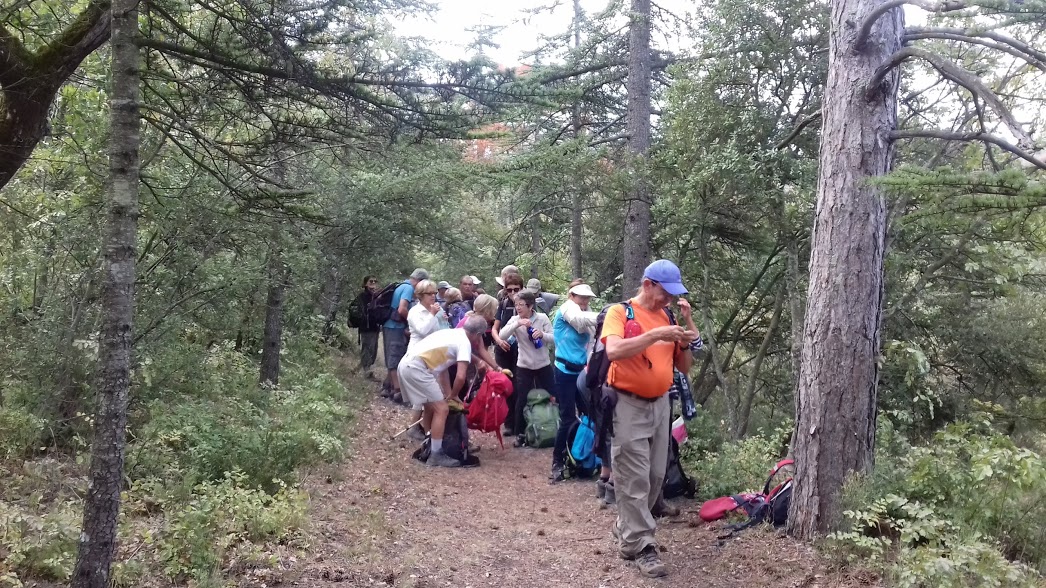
[{"x1": 431, "y1": 438, "x2": 443, "y2": 453}]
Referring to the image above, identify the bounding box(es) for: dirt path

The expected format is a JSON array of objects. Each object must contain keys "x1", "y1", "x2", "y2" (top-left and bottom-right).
[{"x1": 287, "y1": 381, "x2": 879, "y2": 588}]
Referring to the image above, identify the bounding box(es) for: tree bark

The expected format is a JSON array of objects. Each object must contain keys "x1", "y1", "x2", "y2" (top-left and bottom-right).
[
  {"x1": 0, "y1": 1, "x2": 112, "y2": 190},
  {"x1": 621, "y1": 0, "x2": 652, "y2": 294},
  {"x1": 788, "y1": 0, "x2": 903, "y2": 540},
  {"x1": 569, "y1": 0, "x2": 585, "y2": 280},
  {"x1": 70, "y1": 0, "x2": 138, "y2": 583},
  {"x1": 259, "y1": 246, "x2": 289, "y2": 386}
]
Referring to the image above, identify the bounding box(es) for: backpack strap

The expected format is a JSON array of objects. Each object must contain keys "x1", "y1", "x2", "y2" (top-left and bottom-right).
[{"x1": 762, "y1": 458, "x2": 795, "y2": 495}]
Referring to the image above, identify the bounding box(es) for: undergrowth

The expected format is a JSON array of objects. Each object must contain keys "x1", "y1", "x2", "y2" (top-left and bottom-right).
[{"x1": 0, "y1": 337, "x2": 366, "y2": 586}]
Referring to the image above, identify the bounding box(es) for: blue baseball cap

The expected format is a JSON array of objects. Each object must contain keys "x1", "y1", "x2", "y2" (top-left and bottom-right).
[{"x1": 643, "y1": 259, "x2": 688, "y2": 295}]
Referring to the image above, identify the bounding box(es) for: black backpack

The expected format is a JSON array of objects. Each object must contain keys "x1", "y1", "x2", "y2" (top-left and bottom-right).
[
  {"x1": 347, "y1": 292, "x2": 366, "y2": 329},
  {"x1": 366, "y1": 282, "x2": 400, "y2": 325},
  {"x1": 662, "y1": 434, "x2": 698, "y2": 499},
  {"x1": 411, "y1": 410, "x2": 481, "y2": 467}
]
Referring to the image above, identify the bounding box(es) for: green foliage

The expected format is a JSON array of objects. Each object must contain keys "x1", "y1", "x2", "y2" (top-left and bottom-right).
[
  {"x1": 828, "y1": 419, "x2": 1046, "y2": 586},
  {"x1": 0, "y1": 498, "x2": 80, "y2": 581},
  {"x1": 153, "y1": 472, "x2": 307, "y2": 583},
  {"x1": 0, "y1": 407, "x2": 46, "y2": 461},
  {"x1": 682, "y1": 416, "x2": 793, "y2": 500},
  {"x1": 130, "y1": 348, "x2": 348, "y2": 491}
]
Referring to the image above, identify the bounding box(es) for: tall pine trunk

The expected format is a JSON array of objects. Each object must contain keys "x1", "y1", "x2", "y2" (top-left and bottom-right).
[
  {"x1": 71, "y1": 0, "x2": 140, "y2": 582},
  {"x1": 569, "y1": 0, "x2": 585, "y2": 280},
  {"x1": 621, "y1": 0, "x2": 652, "y2": 293},
  {"x1": 788, "y1": 0, "x2": 902, "y2": 539},
  {"x1": 260, "y1": 244, "x2": 289, "y2": 385}
]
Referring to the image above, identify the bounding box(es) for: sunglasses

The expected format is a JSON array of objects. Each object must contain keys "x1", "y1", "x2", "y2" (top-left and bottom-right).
[
  {"x1": 367, "y1": 279, "x2": 378, "y2": 284},
  {"x1": 418, "y1": 291, "x2": 436, "y2": 295},
  {"x1": 505, "y1": 287, "x2": 521, "y2": 293}
]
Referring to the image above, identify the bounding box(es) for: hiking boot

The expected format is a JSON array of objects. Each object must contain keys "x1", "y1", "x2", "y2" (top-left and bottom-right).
[
  {"x1": 406, "y1": 424, "x2": 427, "y2": 443},
  {"x1": 634, "y1": 546, "x2": 668, "y2": 578},
  {"x1": 426, "y1": 449, "x2": 461, "y2": 468},
  {"x1": 467, "y1": 442, "x2": 481, "y2": 454},
  {"x1": 391, "y1": 391, "x2": 403, "y2": 404},
  {"x1": 601, "y1": 481, "x2": 617, "y2": 507},
  {"x1": 549, "y1": 463, "x2": 565, "y2": 483},
  {"x1": 513, "y1": 434, "x2": 527, "y2": 448},
  {"x1": 596, "y1": 478, "x2": 609, "y2": 500},
  {"x1": 652, "y1": 500, "x2": 681, "y2": 518}
]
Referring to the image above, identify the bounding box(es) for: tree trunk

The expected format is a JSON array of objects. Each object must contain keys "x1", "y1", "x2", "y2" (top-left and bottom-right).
[
  {"x1": 737, "y1": 285, "x2": 785, "y2": 438},
  {"x1": 259, "y1": 247, "x2": 289, "y2": 385},
  {"x1": 569, "y1": 0, "x2": 585, "y2": 280},
  {"x1": 318, "y1": 261, "x2": 341, "y2": 341},
  {"x1": 70, "y1": 0, "x2": 139, "y2": 583},
  {"x1": 788, "y1": 0, "x2": 902, "y2": 540},
  {"x1": 530, "y1": 215, "x2": 541, "y2": 279},
  {"x1": 621, "y1": 0, "x2": 652, "y2": 294}
]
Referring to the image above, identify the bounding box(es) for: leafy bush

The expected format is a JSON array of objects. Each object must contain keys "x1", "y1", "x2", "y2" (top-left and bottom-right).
[
  {"x1": 828, "y1": 419, "x2": 1046, "y2": 586},
  {"x1": 0, "y1": 498, "x2": 80, "y2": 581},
  {"x1": 154, "y1": 471, "x2": 307, "y2": 583},
  {"x1": 0, "y1": 407, "x2": 46, "y2": 460},
  {"x1": 683, "y1": 418, "x2": 792, "y2": 500}
]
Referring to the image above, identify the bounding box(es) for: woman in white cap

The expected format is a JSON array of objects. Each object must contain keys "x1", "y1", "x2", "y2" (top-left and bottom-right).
[{"x1": 548, "y1": 279, "x2": 599, "y2": 482}]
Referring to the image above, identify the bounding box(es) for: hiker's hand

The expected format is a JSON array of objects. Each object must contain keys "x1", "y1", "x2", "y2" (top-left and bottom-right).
[
  {"x1": 678, "y1": 329, "x2": 699, "y2": 344},
  {"x1": 518, "y1": 318, "x2": 532, "y2": 329},
  {"x1": 531, "y1": 330, "x2": 543, "y2": 341},
  {"x1": 648, "y1": 325, "x2": 686, "y2": 343},
  {"x1": 677, "y1": 298, "x2": 693, "y2": 322},
  {"x1": 495, "y1": 337, "x2": 511, "y2": 351}
]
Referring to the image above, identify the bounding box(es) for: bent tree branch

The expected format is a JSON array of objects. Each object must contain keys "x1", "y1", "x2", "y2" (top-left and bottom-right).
[{"x1": 866, "y1": 46, "x2": 1037, "y2": 152}]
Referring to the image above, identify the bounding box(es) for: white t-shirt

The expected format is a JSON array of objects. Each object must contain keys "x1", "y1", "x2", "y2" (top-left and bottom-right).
[{"x1": 403, "y1": 327, "x2": 472, "y2": 373}]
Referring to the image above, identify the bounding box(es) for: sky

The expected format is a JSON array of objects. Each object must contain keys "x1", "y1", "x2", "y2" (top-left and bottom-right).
[{"x1": 394, "y1": 0, "x2": 695, "y2": 66}]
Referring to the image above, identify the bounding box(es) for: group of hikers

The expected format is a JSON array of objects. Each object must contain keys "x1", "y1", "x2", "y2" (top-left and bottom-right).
[{"x1": 350, "y1": 260, "x2": 704, "y2": 578}]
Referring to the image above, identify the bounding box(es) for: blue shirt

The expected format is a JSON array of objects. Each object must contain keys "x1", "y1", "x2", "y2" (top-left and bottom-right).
[
  {"x1": 383, "y1": 280, "x2": 414, "y2": 330},
  {"x1": 553, "y1": 305, "x2": 594, "y2": 373}
]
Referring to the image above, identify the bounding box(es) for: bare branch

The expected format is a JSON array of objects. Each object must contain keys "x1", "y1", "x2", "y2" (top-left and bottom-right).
[
  {"x1": 867, "y1": 46, "x2": 1036, "y2": 151},
  {"x1": 854, "y1": 0, "x2": 966, "y2": 52},
  {"x1": 890, "y1": 129, "x2": 1046, "y2": 170},
  {"x1": 905, "y1": 26, "x2": 1046, "y2": 72},
  {"x1": 774, "y1": 112, "x2": 822, "y2": 150}
]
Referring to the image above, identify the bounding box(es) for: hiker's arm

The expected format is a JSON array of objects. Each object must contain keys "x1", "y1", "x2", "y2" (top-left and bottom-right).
[
  {"x1": 674, "y1": 344, "x2": 693, "y2": 374},
  {"x1": 562, "y1": 303, "x2": 598, "y2": 331},
  {"x1": 409, "y1": 308, "x2": 439, "y2": 339},
  {"x1": 397, "y1": 297, "x2": 410, "y2": 320},
  {"x1": 472, "y1": 343, "x2": 498, "y2": 371},
  {"x1": 451, "y1": 361, "x2": 469, "y2": 396},
  {"x1": 538, "y1": 315, "x2": 554, "y2": 344},
  {"x1": 497, "y1": 316, "x2": 520, "y2": 341},
  {"x1": 438, "y1": 369, "x2": 453, "y2": 399}
]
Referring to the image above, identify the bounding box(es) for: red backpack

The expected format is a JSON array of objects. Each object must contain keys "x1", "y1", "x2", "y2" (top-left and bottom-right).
[
  {"x1": 699, "y1": 458, "x2": 794, "y2": 525},
  {"x1": 466, "y1": 371, "x2": 513, "y2": 448}
]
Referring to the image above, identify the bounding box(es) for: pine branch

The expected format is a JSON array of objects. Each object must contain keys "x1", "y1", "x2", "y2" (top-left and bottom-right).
[
  {"x1": 854, "y1": 0, "x2": 966, "y2": 52},
  {"x1": 905, "y1": 26, "x2": 1046, "y2": 72}
]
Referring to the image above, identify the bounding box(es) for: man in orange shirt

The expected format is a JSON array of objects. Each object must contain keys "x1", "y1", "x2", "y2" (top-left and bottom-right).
[{"x1": 603, "y1": 259, "x2": 699, "y2": 578}]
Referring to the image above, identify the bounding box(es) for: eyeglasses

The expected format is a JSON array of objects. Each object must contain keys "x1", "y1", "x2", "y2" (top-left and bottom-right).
[
  {"x1": 367, "y1": 279, "x2": 378, "y2": 284},
  {"x1": 505, "y1": 287, "x2": 521, "y2": 293},
  {"x1": 418, "y1": 291, "x2": 436, "y2": 296}
]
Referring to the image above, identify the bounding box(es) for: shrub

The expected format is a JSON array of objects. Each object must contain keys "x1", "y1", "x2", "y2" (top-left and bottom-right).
[
  {"x1": 0, "y1": 498, "x2": 80, "y2": 581},
  {"x1": 155, "y1": 471, "x2": 307, "y2": 583},
  {"x1": 0, "y1": 407, "x2": 46, "y2": 460},
  {"x1": 828, "y1": 419, "x2": 1046, "y2": 586},
  {"x1": 683, "y1": 419, "x2": 792, "y2": 500}
]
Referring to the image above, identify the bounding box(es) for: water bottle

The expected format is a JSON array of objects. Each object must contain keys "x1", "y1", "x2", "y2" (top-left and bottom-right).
[
  {"x1": 507, "y1": 335, "x2": 517, "y2": 345},
  {"x1": 526, "y1": 326, "x2": 543, "y2": 348}
]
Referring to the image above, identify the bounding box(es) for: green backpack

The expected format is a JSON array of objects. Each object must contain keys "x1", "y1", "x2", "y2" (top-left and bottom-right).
[{"x1": 524, "y1": 388, "x2": 559, "y2": 448}]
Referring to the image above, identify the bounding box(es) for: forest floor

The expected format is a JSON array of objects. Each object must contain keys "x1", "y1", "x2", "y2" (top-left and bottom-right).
[{"x1": 277, "y1": 359, "x2": 882, "y2": 588}]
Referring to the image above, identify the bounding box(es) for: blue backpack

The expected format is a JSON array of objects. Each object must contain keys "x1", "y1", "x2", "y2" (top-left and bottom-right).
[{"x1": 566, "y1": 415, "x2": 601, "y2": 478}]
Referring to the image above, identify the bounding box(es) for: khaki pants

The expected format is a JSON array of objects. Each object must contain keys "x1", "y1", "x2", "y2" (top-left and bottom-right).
[{"x1": 611, "y1": 389, "x2": 670, "y2": 557}]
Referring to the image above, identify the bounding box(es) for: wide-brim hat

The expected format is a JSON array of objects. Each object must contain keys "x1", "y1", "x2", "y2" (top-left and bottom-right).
[{"x1": 568, "y1": 284, "x2": 596, "y2": 297}]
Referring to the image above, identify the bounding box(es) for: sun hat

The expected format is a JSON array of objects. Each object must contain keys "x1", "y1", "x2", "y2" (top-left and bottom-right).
[
  {"x1": 568, "y1": 283, "x2": 596, "y2": 297},
  {"x1": 643, "y1": 259, "x2": 688, "y2": 295}
]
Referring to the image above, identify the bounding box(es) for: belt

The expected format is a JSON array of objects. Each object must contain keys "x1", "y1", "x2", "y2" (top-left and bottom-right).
[{"x1": 615, "y1": 388, "x2": 662, "y2": 403}]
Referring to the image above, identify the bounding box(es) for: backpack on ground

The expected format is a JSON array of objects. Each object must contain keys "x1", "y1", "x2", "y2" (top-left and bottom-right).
[
  {"x1": 662, "y1": 435, "x2": 698, "y2": 499},
  {"x1": 565, "y1": 415, "x2": 601, "y2": 479},
  {"x1": 411, "y1": 408, "x2": 481, "y2": 467},
  {"x1": 366, "y1": 282, "x2": 400, "y2": 325},
  {"x1": 466, "y1": 371, "x2": 513, "y2": 448},
  {"x1": 523, "y1": 388, "x2": 559, "y2": 448},
  {"x1": 699, "y1": 458, "x2": 794, "y2": 536}
]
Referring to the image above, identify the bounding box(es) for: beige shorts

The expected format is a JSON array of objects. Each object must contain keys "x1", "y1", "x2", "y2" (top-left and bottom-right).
[{"x1": 398, "y1": 361, "x2": 444, "y2": 406}]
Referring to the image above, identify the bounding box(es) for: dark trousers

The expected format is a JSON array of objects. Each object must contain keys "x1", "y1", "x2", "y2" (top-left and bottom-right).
[
  {"x1": 360, "y1": 330, "x2": 379, "y2": 370},
  {"x1": 551, "y1": 366, "x2": 588, "y2": 466},
  {"x1": 513, "y1": 364, "x2": 555, "y2": 436}
]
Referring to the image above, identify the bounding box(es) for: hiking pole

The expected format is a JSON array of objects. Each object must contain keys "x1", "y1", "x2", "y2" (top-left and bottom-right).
[{"x1": 389, "y1": 417, "x2": 424, "y2": 441}]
